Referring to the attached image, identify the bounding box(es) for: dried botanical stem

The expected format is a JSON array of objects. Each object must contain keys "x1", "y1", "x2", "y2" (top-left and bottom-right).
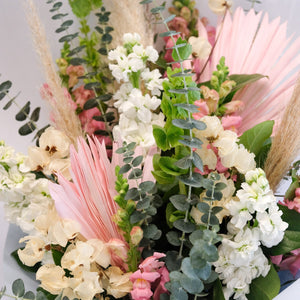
[
  {"x1": 265, "y1": 72, "x2": 300, "y2": 190},
  {"x1": 23, "y1": 0, "x2": 83, "y2": 145},
  {"x1": 102, "y1": 0, "x2": 154, "y2": 48}
]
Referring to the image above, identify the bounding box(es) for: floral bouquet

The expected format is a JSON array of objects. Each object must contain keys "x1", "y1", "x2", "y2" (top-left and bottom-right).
[{"x1": 1, "y1": 0, "x2": 300, "y2": 299}]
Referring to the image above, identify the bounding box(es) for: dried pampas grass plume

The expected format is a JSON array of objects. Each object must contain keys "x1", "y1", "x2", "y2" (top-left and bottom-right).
[
  {"x1": 265, "y1": 73, "x2": 300, "y2": 190},
  {"x1": 23, "y1": 0, "x2": 83, "y2": 145},
  {"x1": 103, "y1": 0, "x2": 154, "y2": 48}
]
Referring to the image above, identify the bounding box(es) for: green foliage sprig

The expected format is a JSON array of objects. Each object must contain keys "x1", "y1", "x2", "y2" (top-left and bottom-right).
[
  {"x1": 115, "y1": 142, "x2": 163, "y2": 266},
  {"x1": 46, "y1": 0, "x2": 115, "y2": 143},
  {"x1": 0, "y1": 79, "x2": 47, "y2": 143},
  {"x1": 140, "y1": 1, "x2": 223, "y2": 298},
  {"x1": 0, "y1": 279, "x2": 50, "y2": 300}
]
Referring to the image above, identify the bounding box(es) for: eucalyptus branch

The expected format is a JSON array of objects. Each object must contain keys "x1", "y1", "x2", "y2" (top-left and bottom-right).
[{"x1": 46, "y1": 1, "x2": 114, "y2": 141}]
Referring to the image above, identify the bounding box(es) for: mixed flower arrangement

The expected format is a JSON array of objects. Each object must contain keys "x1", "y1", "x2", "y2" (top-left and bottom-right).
[{"x1": 1, "y1": 0, "x2": 300, "y2": 300}]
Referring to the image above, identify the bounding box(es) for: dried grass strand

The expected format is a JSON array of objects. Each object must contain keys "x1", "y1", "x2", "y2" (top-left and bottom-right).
[
  {"x1": 103, "y1": 0, "x2": 154, "y2": 48},
  {"x1": 265, "y1": 72, "x2": 300, "y2": 190},
  {"x1": 24, "y1": 0, "x2": 83, "y2": 145}
]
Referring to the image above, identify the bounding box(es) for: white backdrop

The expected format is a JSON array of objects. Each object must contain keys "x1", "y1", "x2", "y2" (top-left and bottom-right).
[{"x1": 0, "y1": 0, "x2": 300, "y2": 293}]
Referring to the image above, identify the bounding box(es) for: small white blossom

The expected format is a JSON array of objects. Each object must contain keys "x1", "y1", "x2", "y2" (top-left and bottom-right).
[
  {"x1": 257, "y1": 203, "x2": 288, "y2": 247},
  {"x1": 123, "y1": 32, "x2": 141, "y2": 45}
]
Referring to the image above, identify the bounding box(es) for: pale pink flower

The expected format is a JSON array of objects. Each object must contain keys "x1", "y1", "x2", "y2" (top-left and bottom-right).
[
  {"x1": 130, "y1": 252, "x2": 169, "y2": 300},
  {"x1": 224, "y1": 100, "x2": 245, "y2": 114},
  {"x1": 139, "y1": 252, "x2": 165, "y2": 273},
  {"x1": 192, "y1": 100, "x2": 209, "y2": 120},
  {"x1": 66, "y1": 65, "x2": 85, "y2": 88},
  {"x1": 221, "y1": 115, "x2": 242, "y2": 132},
  {"x1": 168, "y1": 16, "x2": 190, "y2": 38},
  {"x1": 281, "y1": 188, "x2": 300, "y2": 213},
  {"x1": 272, "y1": 249, "x2": 300, "y2": 277},
  {"x1": 130, "y1": 270, "x2": 160, "y2": 300},
  {"x1": 49, "y1": 137, "x2": 122, "y2": 242},
  {"x1": 200, "y1": 17, "x2": 216, "y2": 46},
  {"x1": 73, "y1": 85, "x2": 95, "y2": 109},
  {"x1": 198, "y1": 8, "x2": 300, "y2": 134}
]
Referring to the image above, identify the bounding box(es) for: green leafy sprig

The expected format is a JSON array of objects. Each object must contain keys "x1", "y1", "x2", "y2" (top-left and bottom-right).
[
  {"x1": 46, "y1": 0, "x2": 115, "y2": 143},
  {"x1": 141, "y1": 1, "x2": 223, "y2": 298},
  {"x1": 115, "y1": 142, "x2": 163, "y2": 265},
  {"x1": 0, "y1": 279, "x2": 51, "y2": 300},
  {"x1": 0, "y1": 79, "x2": 47, "y2": 143}
]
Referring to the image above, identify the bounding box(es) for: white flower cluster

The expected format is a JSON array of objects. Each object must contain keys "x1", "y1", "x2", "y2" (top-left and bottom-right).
[
  {"x1": 194, "y1": 116, "x2": 256, "y2": 173},
  {"x1": 35, "y1": 239, "x2": 131, "y2": 300},
  {"x1": 109, "y1": 33, "x2": 165, "y2": 149},
  {"x1": 0, "y1": 141, "x2": 53, "y2": 234},
  {"x1": 214, "y1": 168, "x2": 288, "y2": 300}
]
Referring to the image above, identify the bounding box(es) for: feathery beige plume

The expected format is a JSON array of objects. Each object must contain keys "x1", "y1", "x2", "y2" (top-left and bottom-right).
[
  {"x1": 24, "y1": 0, "x2": 83, "y2": 145},
  {"x1": 102, "y1": 0, "x2": 154, "y2": 48},
  {"x1": 264, "y1": 73, "x2": 300, "y2": 190}
]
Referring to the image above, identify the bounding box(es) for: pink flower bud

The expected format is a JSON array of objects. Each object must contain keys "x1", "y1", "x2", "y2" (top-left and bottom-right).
[{"x1": 224, "y1": 100, "x2": 245, "y2": 114}]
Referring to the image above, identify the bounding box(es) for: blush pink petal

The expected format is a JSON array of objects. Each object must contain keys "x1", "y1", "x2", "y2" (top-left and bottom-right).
[
  {"x1": 198, "y1": 8, "x2": 300, "y2": 134},
  {"x1": 130, "y1": 270, "x2": 160, "y2": 283},
  {"x1": 49, "y1": 136, "x2": 122, "y2": 242}
]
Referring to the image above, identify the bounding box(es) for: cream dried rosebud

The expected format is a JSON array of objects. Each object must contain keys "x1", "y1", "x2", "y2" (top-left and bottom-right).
[
  {"x1": 130, "y1": 226, "x2": 143, "y2": 246},
  {"x1": 208, "y1": 0, "x2": 233, "y2": 15},
  {"x1": 36, "y1": 264, "x2": 69, "y2": 295},
  {"x1": 18, "y1": 236, "x2": 46, "y2": 266},
  {"x1": 189, "y1": 36, "x2": 212, "y2": 60}
]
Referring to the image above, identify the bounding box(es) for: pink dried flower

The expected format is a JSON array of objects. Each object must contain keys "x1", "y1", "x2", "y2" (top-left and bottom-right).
[
  {"x1": 168, "y1": 16, "x2": 190, "y2": 38},
  {"x1": 73, "y1": 85, "x2": 95, "y2": 109}
]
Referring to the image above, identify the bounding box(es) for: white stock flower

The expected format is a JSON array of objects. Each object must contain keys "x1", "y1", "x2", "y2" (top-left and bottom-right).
[
  {"x1": 214, "y1": 231, "x2": 270, "y2": 300},
  {"x1": 18, "y1": 236, "x2": 46, "y2": 266},
  {"x1": 107, "y1": 46, "x2": 126, "y2": 61},
  {"x1": 145, "y1": 46, "x2": 159, "y2": 63},
  {"x1": 188, "y1": 36, "x2": 212, "y2": 59},
  {"x1": 123, "y1": 32, "x2": 141, "y2": 45},
  {"x1": 113, "y1": 82, "x2": 133, "y2": 109},
  {"x1": 141, "y1": 68, "x2": 165, "y2": 96},
  {"x1": 257, "y1": 203, "x2": 288, "y2": 247}
]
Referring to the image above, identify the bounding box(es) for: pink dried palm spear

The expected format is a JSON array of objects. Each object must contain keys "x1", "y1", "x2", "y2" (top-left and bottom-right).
[
  {"x1": 199, "y1": 8, "x2": 300, "y2": 134},
  {"x1": 49, "y1": 137, "x2": 122, "y2": 242}
]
